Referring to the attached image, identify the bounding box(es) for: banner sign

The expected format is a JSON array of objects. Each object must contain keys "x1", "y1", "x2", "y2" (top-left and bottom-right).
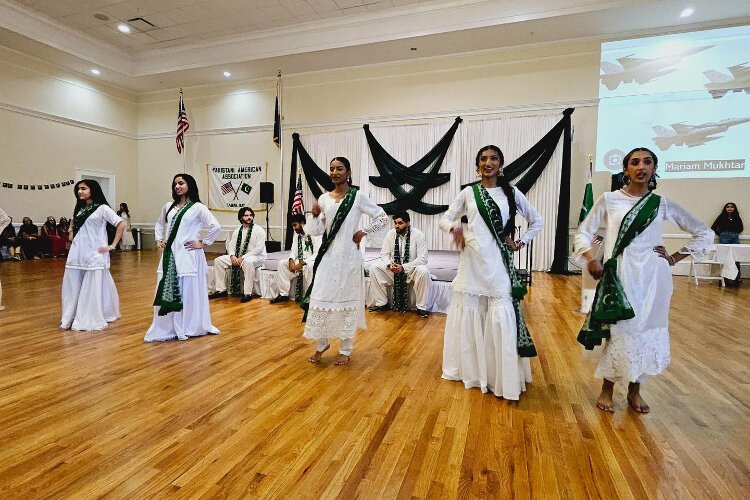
[
  {"x1": 1, "y1": 179, "x2": 75, "y2": 190},
  {"x1": 207, "y1": 163, "x2": 265, "y2": 211}
]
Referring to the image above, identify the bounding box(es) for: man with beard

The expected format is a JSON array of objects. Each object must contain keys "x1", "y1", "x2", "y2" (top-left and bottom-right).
[
  {"x1": 270, "y1": 213, "x2": 321, "y2": 303},
  {"x1": 368, "y1": 211, "x2": 432, "y2": 318},
  {"x1": 210, "y1": 207, "x2": 267, "y2": 303}
]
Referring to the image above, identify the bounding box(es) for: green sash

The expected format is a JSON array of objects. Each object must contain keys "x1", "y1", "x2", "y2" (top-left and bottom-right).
[
  {"x1": 230, "y1": 224, "x2": 253, "y2": 295},
  {"x1": 300, "y1": 187, "x2": 358, "y2": 321},
  {"x1": 472, "y1": 184, "x2": 536, "y2": 357},
  {"x1": 73, "y1": 203, "x2": 102, "y2": 238},
  {"x1": 153, "y1": 201, "x2": 195, "y2": 316},
  {"x1": 392, "y1": 228, "x2": 410, "y2": 312},
  {"x1": 577, "y1": 192, "x2": 661, "y2": 350}
]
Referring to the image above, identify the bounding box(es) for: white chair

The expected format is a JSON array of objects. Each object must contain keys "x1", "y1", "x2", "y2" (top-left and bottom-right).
[{"x1": 688, "y1": 254, "x2": 725, "y2": 286}]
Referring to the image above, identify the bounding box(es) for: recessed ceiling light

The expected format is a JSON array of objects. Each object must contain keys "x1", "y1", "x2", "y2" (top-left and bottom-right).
[
  {"x1": 90, "y1": 68, "x2": 101, "y2": 76},
  {"x1": 680, "y1": 7, "x2": 694, "y2": 17},
  {"x1": 117, "y1": 23, "x2": 131, "y2": 34},
  {"x1": 223, "y1": 71, "x2": 232, "y2": 77}
]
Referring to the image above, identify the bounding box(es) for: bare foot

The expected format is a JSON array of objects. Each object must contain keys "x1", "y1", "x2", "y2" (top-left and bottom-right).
[
  {"x1": 308, "y1": 345, "x2": 329, "y2": 364},
  {"x1": 334, "y1": 354, "x2": 350, "y2": 366},
  {"x1": 627, "y1": 383, "x2": 650, "y2": 413},
  {"x1": 596, "y1": 379, "x2": 615, "y2": 413}
]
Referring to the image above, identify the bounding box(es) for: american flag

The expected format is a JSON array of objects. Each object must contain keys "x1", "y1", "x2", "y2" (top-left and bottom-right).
[
  {"x1": 291, "y1": 175, "x2": 304, "y2": 214},
  {"x1": 593, "y1": 235, "x2": 604, "y2": 245},
  {"x1": 220, "y1": 181, "x2": 233, "y2": 195},
  {"x1": 176, "y1": 90, "x2": 189, "y2": 154}
]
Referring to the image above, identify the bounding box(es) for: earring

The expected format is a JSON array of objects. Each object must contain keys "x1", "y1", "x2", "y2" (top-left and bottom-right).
[
  {"x1": 623, "y1": 175, "x2": 630, "y2": 185},
  {"x1": 648, "y1": 175, "x2": 656, "y2": 190},
  {"x1": 498, "y1": 170, "x2": 505, "y2": 177},
  {"x1": 476, "y1": 170, "x2": 481, "y2": 178}
]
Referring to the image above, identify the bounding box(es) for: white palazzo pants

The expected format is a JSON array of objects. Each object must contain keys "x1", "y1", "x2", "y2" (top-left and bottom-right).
[
  {"x1": 60, "y1": 268, "x2": 120, "y2": 331},
  {"x1": 442, "y1": 292, "x2": 531, "y2": 400},
  {"x1": 144, "y1": 260, "x2": 219, "y2": 342}
]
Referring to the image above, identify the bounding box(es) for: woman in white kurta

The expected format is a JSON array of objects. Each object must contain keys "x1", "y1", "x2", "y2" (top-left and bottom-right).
[
  {"x1": 117, "y1": 203, "x2": 136, "y2": 250},
  {"x1": 304, "y1": 157, "x2": 388, "y2": 365},
  {"x1": 145, "y1": 174, "x2": 221, "y2": 342},
  {"x1": 61, "y1": 180, "x2": 125, "y2": 331},
  {"x1": 576, "y1": 148, "x2": 713, "y2": 413},
  {"x1": 440, "y1": 146, "x2": 543, "y2": 400}
]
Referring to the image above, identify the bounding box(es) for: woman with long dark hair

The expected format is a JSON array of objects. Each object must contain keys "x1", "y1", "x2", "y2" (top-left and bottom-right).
[
  {"x1": 576, "y1": 147, "x2": 714, "y2": 413},
  {"x1": 711, "y1": 202, "x2": 743, "y2": 244},
  {"x1": 42, "y1": 216, "x2": 67, "y2": 257},
  {"x1": 117, "y1": 202, "x2": 136, "y2": 251},
  {"x1": 439, "y1": 145, "x2": 543, "y2": 400},
  {"x1": 60, "y1": 180, "x2": 125, "y2": 331},
  {"x1": 145, "y1": 173, "x2": 221, "y2": 342},
  {"x1": 302, "y1": 157, "x2": 388, "y2": 365}
]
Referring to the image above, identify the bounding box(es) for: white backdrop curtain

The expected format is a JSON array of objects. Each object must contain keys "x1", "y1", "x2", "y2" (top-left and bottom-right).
[{"x1": 296, "y1": 113, "x2": 563, "y2": 270}]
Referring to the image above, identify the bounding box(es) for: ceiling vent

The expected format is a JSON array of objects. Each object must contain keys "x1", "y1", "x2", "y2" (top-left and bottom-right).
[{"x1": 126, "y1": 17, "x2": 157, "y2": 32}]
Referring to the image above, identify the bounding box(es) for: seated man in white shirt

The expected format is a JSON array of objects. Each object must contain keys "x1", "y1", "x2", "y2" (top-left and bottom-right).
[
  {"x1": 270, "y1": 213, "x2": 321, "y2": 304},
  {"x1": 368, "y1": 210, "x2": 432, "y2": 318},
  {"x1": 209, "y1": 207, "x2": 267, "y2": 303}
]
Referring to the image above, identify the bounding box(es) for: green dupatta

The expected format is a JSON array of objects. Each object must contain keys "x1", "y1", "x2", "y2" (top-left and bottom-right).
[
  {"x1": 300, "y1": 187, "x2": 358, "y2": 321},
  {"x1": 153, "y1": 201, "x2": 195, "y2": 316},
  {"x1": 73, "y1": 203, "x2": 102, "y2": 238},
  {"x1": 577, "y1": 192, "x2": 661, "y2": 350},
  {"x1": 392, "y1": 228, "x2": 410, "y2": 312},
  {"x1": 472, "y1": 184, "x2": 536, "y2": 357},
  {"x1": 230, "y1": 224, "x2": 253, "y2": 295}
]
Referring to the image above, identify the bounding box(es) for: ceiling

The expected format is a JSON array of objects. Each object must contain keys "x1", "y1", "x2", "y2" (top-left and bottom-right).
[{"x1": 1, "y1": 0, "x2": 749, "y2": 92}]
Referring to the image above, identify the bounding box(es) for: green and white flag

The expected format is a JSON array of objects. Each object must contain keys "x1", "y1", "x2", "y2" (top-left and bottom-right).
[{"x1": 579, "y1": 157, "x2": 594, "y2": 224}]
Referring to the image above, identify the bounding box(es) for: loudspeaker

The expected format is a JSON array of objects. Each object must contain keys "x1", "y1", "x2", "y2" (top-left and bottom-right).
[
  {"x1": 265, "y1": 241, "x2": 281, "y2": 253},
  {"x1": 259, "y1": 182, "x2": 274, "y2": 203}
]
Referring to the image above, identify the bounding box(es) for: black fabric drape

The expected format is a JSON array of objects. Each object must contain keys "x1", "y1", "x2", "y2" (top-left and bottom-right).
[
  {"x1": 367, "y1": 117, "x2": 461, "y2": 215},
  {"x1": 285, "y1": 133, "x2": 336, "y2": 249},
  {"x1": 460, "y1": 109, "x2": 574, "y2": 273}
]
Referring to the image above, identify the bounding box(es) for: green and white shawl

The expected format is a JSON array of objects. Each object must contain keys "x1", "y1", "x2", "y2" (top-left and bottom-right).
[
  {"x1": 392, "y1": 228, "x2": 411, "y2": 312},
  {"x1": 473, "y1": 184, "x2": 536, "y2": 357},
  {"x1": 153, "y1": 201, "x2": 195, "y2": 316},
  {"x1": 73, "y1": 203, "x2": 102, "y2": 238},
  {"x1": 577, "y1": 192, "x2": 661, "y2": 350},
  {"x1": 230, "y1": 224, "x2": 253, "y2": 295},
  {"x1": 300, "y1": 187, "x2": 358, "y2": 321}
]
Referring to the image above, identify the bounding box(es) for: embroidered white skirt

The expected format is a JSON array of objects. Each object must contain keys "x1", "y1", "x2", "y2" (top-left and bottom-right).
[
  {"x1": 442, "y1": 292, "x2": 532, "y2": 400},
  {"x1": 60, "y1": 268, "x2": 120, "y2": 331},
  {"x1": 144, "y1": 261, "x2": 219, "y2": 342}
]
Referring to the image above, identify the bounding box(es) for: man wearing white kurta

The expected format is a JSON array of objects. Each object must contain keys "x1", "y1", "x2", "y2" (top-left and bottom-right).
[
  {"x1": 210, "y1": 207, "x2": 267, "y2": 302},
  {"x1": 271, "y1": 213, "x2": 321, "y2": 303},
  {"x1": 369, "y1": 211, "x2": 432, "y2": 317}
]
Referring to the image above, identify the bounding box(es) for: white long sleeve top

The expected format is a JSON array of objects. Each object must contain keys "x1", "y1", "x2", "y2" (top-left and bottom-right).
[
  {"x1": 379, "y1": 227, "x2": 429, "y2": 273},
  {"x1": 224, "y1": 224, "x2": 267, "y2": 261},
  {"x1": 155, "y1": 202, "x2": 221, "y2": 277}
]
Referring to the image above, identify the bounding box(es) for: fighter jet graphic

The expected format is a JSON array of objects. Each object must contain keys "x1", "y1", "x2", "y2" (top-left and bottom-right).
[
  {"x1": 704, "y1": 63, "x2": 750, "y2": 98},
  {"x1": 651, "y1": 117, "x2": 750, "y2": 151},
  {"x1": 600, "y1": 45, "x2": 713, "y2": 90}
]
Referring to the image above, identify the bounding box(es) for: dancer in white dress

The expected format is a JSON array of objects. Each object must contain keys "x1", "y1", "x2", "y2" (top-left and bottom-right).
[
  {"x1": 60, "y1": 180, "x2": 125, "y2": 331},
  {"x1": 303, "y1": 157, "x2": 388, "y2": 366},
  {"x1": 117, "y1": 203, "x2": 136, "y2": 250},
  {"x1": 576, "y1": 147, "x2": 714, "y2": 413},
  {"x1": 440, "y1": 145, "x2": 543, "y2": 400},
  {"x1": 144, "y1": 174, "x2": 221, "y2": 342}
]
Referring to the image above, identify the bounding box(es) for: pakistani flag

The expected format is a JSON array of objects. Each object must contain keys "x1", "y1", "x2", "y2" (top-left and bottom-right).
[
  {"x1": 240, "y1": 182, "x2": 252, "y2": 195},
  {"x1": 578, "y1": 160, "x2": 594, "y2": 223}
]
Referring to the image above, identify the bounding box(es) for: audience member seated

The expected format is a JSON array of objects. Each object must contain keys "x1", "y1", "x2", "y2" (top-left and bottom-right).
[
  {"x1": 711, "y1": 202, "x2": 744, "y2": 286},
  {"x1": 17, "y1": 217, "x2": 42, "y2": 260},
  {"x1": 368, "y1": 211, "x2": 433, "y2": 318},
  {"x1": 41, "y1": 216, "x2": 68, "y2": 257},
  {"x1": 57, "y1": 217, "x2": 72, "y2": 254},
  {"x1": 270, "y1": 213, "x2": 321, "y2": 303},
  {"x1": 1, "y1": 216, "x2": 19, "y2": 261},
  {"x1": 209, "y1": 207, "x2": 267, "y2": 303}
]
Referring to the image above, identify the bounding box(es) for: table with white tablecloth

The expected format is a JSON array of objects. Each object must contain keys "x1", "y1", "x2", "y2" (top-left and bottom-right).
[{"x1": 701, "y1": 244, "x2": 750, "y2": 280}]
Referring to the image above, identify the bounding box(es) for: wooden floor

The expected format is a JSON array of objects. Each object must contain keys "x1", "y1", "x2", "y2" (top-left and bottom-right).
[{"x1": 0, "y1": 252, "x2": 748, "y2": 499}]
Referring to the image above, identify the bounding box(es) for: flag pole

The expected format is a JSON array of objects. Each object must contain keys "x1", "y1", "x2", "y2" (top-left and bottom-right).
[
  {"x1": 180, "y1": 88, "x2": 187, "y2": 174},
  {"x1": 277, "y1": 70, "x2": 284, "y2": 249}
]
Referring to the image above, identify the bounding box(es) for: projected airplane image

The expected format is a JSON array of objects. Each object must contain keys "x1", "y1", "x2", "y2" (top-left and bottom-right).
[
  {"x1": 651, "y1": 118, "x2": 750, "y2": 151},
  {"x1": 600, "y1": 45, "x2": 712, "y2": 90},
  {"x1": 704, "y1": 63, "x2": 750, "y2": 98}
]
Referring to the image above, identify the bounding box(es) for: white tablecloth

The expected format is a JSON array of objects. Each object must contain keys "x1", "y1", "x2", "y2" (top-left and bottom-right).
[{"x1": 702, "y1": 244, "x2": 750, "y2": 280}]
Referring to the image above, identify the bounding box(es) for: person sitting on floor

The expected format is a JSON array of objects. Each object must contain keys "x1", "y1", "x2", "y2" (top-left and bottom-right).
[
  {"x1": 368, "y1": 210, "x2": 433, "y2": 318},
  {"x1": 270, "y1": 213, "x2": 321, "y2": 304},
  {"x1": 1, "y1": 214, "x2": 19, "y2": 261},
  {"x1": 209, "y1": 207, "x2": 267, "y2": 303},
  {"x1": 41, "y1": 216, "x2": 68, "y2": 257},
  {"x1": 17, "y1": 217, "x2": 42, "y2": 260}
]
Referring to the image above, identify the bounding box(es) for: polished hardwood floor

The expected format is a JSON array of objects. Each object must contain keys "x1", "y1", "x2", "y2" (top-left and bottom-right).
[{"x1": 0, "y1": 251, "x2": 748, "y2": 499}]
